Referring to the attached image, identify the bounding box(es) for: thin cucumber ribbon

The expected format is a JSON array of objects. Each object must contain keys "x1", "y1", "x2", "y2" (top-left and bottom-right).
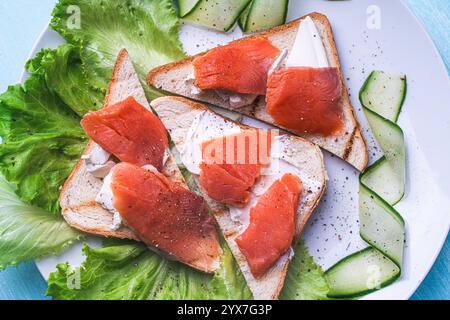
[{"x1": 325, "y1": 71, "x2": 407, "y2": 298}]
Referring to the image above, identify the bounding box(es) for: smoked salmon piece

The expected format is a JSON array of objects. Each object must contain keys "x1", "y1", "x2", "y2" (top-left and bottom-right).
[
  {"x1": 111, "y1": 162, "x2": 222, "y2": 273},
  {"x1": 200, "y1": 163, "x2": 260, "y2": 207},
  {"x1": 236, "y1": 174, "x2": 302, "y2": 278},
  {"x1": 81, "y1": 96, "x2": 168, "y2": 172},
  {"x1": 193, "y1": 37, "x2": 280, "y2": 95},
  {"x1": 266, "y1": 67, "x2": 343, "y2": 136},
  {"x1": 199, "y1": 130, "x2": 271, "y2": 207}
]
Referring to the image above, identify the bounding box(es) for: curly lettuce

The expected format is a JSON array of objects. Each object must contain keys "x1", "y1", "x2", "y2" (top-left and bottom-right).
[
  {"x1": 26, "y1": 44, "x2": 104, "y2": 117},
  {"x1": 47, "y1": 240, "x2": 328, "y2": 300},
  {"x1": 280, "y1": 242, "x2": 330, "y2": 300},
  {"x1": 47, "y1": 240, "x2": 252, "y2": 300},
  {"x1": 0, "y1": 70, "x2": 87, "y2": 213},
  {"x1": 51, "y1": 0, "x2": 185, "y2": 99}
]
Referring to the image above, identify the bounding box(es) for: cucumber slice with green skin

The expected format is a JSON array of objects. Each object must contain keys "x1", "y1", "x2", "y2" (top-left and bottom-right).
[
  {"x1": 359, "y1": 183, "x2": 405, "y2": 266},
  {"x1": 360, "y1": 71, "x2": 407, "y2": 123},
  {"x1": 360, "y1": 157, "x2": 404, "y2": 205},
  {"x1": 239, "y1": 0, "x2": 289, "y2": 33},
  {"x1": 325, "y1": 247, "x2": 400, "y2": 299},
  {"x1": 362, "y1": 107, "x2": 406, "y2": 204},
  {"x1": 183, "y1": 0, "x2": 252, "y2": 32},
  {"x1": 238, "y1": 1, "x2": 252, "y2": 31},
  {"x1": 326, "y1": 71, "x2": 407, "y2": 299},
  {"x1": 176, "y1": 0, "x2": 201, "y2": 18}
]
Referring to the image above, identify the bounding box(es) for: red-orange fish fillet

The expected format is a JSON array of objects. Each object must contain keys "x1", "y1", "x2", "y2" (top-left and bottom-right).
[
  {"x1": 111, "y1": 162, "x2": 221, "y2": 272},
  {"x1": 199, "y1": 130, "x2": 271, "y2": 207},
  {"x1": 193, "y1": 37, "x2": 280, "y2": 95},
  {"x1": 236, "y1": 174, "x2": 302, "y2": 278},
  {"x1": 266, "y1": 67, "x2": 343, "y2": 136},
  {"x1": 81, "y1": 96, "x2": 168, "y2": 171}
]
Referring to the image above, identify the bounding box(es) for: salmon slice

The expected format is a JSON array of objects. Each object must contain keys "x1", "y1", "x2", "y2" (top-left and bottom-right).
[
  {"x1": 266, "y1": 67, "x2": 344, "y2": 136},
  {"x1": 193, "y1": 37, "x2": 280, "y2": 95},
  {"x1": 111, "y1": 162, "x2": 222, "y2": 273},
  {"x1": 199, "y1": 130, "x2": 271, "y2": 207},
  {"x1": 200, "y1": 163, "x2": 260, "y2": 207},
  {"x1": 236, "y1": 174, "x2": 302, "y2": 278},
  {"x1": 81, "y1": 96, "x2": 169, "y2": 172}
]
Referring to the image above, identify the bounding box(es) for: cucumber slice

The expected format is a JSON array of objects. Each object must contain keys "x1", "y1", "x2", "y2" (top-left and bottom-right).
[
  {"x1": 238, "y1": 1, "x2": 252, "y2": 31},
  {"x1": 360, "y1": 71, "x2": 407, "y2": 123},
  {"x1": 360, "y1": 157, "x2": 404, "y2": 205},
  {"x1": 325, "y1": 71, "x2": 407, "y2": 299},
  {"x1": 176, "y1": 0, "x2": 201, "y2": 18},
  {"x1": 183, "y1": 0, "x2": 252, "y2": 32},
  {"x1": 359, "y1": 184, "x2": 405, "y2": 266},
  {"x1": 363, "y1": 108, "x2": 406, "y2": 204},
  {"x1": 326, "y1": 247, "x2": 400, "y2": 299},
  {"x1": 239, "y1": 0, "x2": 289, "y2": 33}
]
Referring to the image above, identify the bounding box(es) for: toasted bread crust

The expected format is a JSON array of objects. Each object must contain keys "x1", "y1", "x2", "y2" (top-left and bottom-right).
[
  {"x1": 59, "y1": 49, "x2": 140, "y2": 240},
  {"x1": 318, "y1": 14, "x2": 368, "y2": 170},
  {"x1": 104, "y1": 49, "x2": 131, "y2": 107},
  {"x1": 148, "y1": 13, "x2": 368, "y2": 171}
]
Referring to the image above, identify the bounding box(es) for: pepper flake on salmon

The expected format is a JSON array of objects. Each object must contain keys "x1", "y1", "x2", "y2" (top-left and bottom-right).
[
  {"x1": 111, "y1": 162, "x2": 222, "y2": 273},
  {"x1": 266, "y1": 67, "x2": 344, "y2": 136},
  {"x1": 81, "y1": 96, "x2": 169, "y2": 172},
  {"x1": 236, "y1": 173, "x2": 302, "y2": 278},
  {"x1": 199, "y1": 129, "x2": 272, "y2": 207},
  {"x1": 193, "y1": 37, "x2": 280, "y2": 95}
]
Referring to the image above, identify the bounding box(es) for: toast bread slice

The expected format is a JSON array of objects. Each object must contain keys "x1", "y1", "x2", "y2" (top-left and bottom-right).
[
  {"x1": 59, "y1": 50, "x2": 188, "y2": 246},
  {"x1": 151, "y1": 96, "x2": 327, "y2": 300},
  {"x1": 148, "y1": 12, "x2": 368, "y2": 171}
]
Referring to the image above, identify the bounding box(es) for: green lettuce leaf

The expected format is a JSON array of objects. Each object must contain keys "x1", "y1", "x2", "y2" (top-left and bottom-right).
[
  {"x1": 211, "y1": 244, "x2": 253, "y2": 299},
  {"x1": 0, "y1": 0, "x2": 331, "y2": 301},
  {"x1": 47, "y1": 240, "x2": 252, "y2": 300},
  {"x1": 0, "y1": 176, "x2": 82, "y2": 269},
  {"x1": 51, "y1": 0, "x2": 186, "y2": 99},
  {"x1": 0, "y1": 0, "x2": 187, "y2": 271},
  {"x1": 47, "y1": 239, "x2": 328, "y2": 300},
  {"x1": 280, "y1": 242, "x2": 330, "y2": 300},
  {"x1": 26, "y1": 44, "x2": 104, "y2": 117},
  {"x1": 0, "y1": 70, "x2": 87, "y2": 213}
]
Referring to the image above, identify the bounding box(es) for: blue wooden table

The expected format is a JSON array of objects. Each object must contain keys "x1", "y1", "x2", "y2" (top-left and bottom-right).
[{"x1": 0, "y1": 0, "x2": 448, "y2": 300}]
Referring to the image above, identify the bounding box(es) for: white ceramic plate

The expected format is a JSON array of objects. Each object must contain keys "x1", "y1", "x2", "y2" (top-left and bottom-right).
[{"x1": 22, "y1": 0, "x2": 450, "y2": 300}]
